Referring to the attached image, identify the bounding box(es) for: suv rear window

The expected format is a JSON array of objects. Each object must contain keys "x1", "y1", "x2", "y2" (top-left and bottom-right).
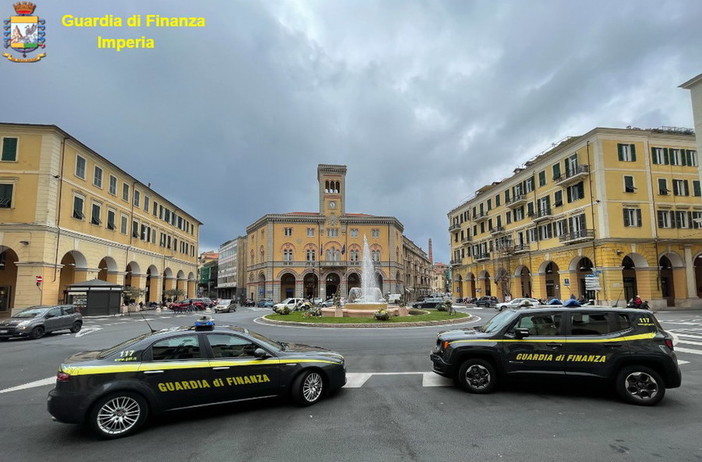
[{"x1": 568, "y1": 312, "x2": 633, "y2": 336}]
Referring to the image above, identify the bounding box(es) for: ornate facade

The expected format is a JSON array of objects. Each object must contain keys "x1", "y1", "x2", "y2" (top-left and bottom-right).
[
  {"x1": 448, "y1": 127, "x2": 701, "y2": 309},
  {"x1": 245, "y1": 164, "x2": 431, "y2": 302}
]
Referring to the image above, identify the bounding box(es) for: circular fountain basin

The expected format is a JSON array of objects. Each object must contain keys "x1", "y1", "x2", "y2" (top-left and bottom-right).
[{"x1": 321, "y1": 302, "x2": 407, "y2": 318}]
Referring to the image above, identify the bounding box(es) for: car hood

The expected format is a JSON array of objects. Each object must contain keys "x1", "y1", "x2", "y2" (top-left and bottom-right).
[
  {"x1": 282, "y1": 343, "x2": 344, "y2": 361},
  {"x1": 0, "y1": 319, "x2": 24, "y2": 326},
  {"x1": 438, "y1": 327, "x2": 493, "y2": 342}
]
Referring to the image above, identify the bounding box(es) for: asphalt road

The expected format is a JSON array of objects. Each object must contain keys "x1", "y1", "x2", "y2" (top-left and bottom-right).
[{"x1": 1, "y1": 306, "x2": 701, "y2": 462}]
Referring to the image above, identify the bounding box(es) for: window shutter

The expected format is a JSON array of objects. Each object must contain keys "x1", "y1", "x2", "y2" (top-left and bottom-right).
[
  {"x1": 630, "y1": 144, "x2": 636, "y2": 161},
  {"x1": 694, "y1": 181, "x2": 701, "y2": 197},
  {"x1": 636, "y1": 209, "x2": 642, "y2": 227},
  {"x1": 663, "y1": 148, "x2": 670, "y2": 165},
  {"x1": 623, "y1": 209, "x2": 630, "y2": 227},
  {"x1": 652, "y1": 148, "x2": 659, "y2": 165},
  {"x1": 2, "y1": 138, "x2": 18, "y2": 161},
  {"x1": 617, "y1": 144, "x2": 623, "y2": 161}
]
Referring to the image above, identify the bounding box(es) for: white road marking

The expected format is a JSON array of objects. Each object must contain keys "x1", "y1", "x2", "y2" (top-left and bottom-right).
[
  {"x1": 343, "y1": 372, "x2": 452, "y2": 388},
  {"x1": 678, "y1": 360, "x2": 690, "y2": 365},
  {"x1": 0, "y1": 376, "x2": 55, "y2": 394},
  {"x1": 675, "y1": 333, "x2": 702, "y2": 340},
  {"x1": 676, "y1": 339, "x2": 702, "y2": 347},
  {"x1": 675, "y1": 347, "x2": 702, "y2": 355},
  {"x1": 75, "y1": 327, "x2": 102, "y2": 337}
]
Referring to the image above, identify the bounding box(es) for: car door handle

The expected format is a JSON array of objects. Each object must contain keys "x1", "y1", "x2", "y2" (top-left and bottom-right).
[
  {"x1": 212, "y1": 366, "x2": 230, "y2": 371},
  {"x1": 546, "y1": 343, "x2": 563, "y2": 348},
  {"x1": 143, "y1": 370, "x2": 164, "y2": 375}
]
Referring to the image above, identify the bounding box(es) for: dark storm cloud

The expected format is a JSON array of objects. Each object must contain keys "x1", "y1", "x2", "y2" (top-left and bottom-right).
[{"x1": 1, "y1": 0, "x2": 699, "y2": 263}]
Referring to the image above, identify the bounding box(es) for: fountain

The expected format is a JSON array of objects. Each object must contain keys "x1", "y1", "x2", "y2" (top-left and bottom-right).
[{"x1": 322, "y1": 236, "x2": 403, "y2": 318}]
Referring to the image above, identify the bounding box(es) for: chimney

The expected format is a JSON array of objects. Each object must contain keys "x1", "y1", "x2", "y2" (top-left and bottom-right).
[{"x1": 428, "y1": 238, "x2": 433, "y2": 264}]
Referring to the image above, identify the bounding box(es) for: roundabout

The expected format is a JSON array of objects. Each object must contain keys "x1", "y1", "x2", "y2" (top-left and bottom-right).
[{"x1": 259, "y1": 309, "x2": 473, "y2": 328}]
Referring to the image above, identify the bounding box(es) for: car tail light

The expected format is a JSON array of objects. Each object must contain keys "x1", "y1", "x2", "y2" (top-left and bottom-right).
[
  {"x1": 664, "y1": 338, "x2": 674, "y2": 350},
  {"x1": 56, "y1": 372, "x2": 71, "y2": 382}
]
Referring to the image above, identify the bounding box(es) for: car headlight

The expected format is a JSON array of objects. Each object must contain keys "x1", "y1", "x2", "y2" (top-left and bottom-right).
[{"x1": 17, "y1": 321, "x2": 31, "y2": 329}]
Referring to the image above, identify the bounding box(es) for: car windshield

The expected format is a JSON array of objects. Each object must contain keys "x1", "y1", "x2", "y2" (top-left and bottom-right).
[
  {"x1": 245, "y1": 329, "x2": 285, "y2": 350},
  {"x1": 477, "y1": 310, "x2": 516, "y2": 333},
  {"x1": 13, "y1": 307, "x2": 50, "y2": 318},
  {"x1": 97, "y1": 332, "x2": 154, "y2": 359}
]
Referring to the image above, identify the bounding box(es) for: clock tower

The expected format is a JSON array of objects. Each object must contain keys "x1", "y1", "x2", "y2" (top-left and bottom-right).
[{"x1": 317, "y1": 164, "x2": 347, "y2": 216}]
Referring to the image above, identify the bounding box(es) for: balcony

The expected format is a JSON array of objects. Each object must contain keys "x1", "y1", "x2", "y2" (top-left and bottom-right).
[
  {"x1": 450, "y1": 259, "x2": 462, "y2": 266},
  {"x1": 449, "y1": 223, "x2": 460, "y2": 231},
  {"x1": 489, "y1": 226, "x2": 506, "y2": 236},
  {"x1": 506, "y1": 193, "x2": 528, "y2": 208},
  {"x1": 474, "y1": 252, "x2": 491, "y2": 262},
  {"x1": 512, "y1": 243, "x2": 530, "y2": 254},
  {"x1": 533, "y1": 208, "x2": 553, "y2": 222},
  {"x1": 554, "y1": 164, "x2": 589, "y2": 186},
  {"x1": 461, "y1": 234, "x2": 472, "y2": 243},
  {"x1": 559, "y1": 229, "x2": 594, "y2": 244},
  {"x1": 473, "y1": 210, "x2": 489, "y2": 223}
]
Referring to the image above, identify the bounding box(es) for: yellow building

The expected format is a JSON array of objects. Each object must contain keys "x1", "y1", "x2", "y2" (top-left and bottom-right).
[
  {"x1": 0, "y1": 123, "x2": 201, "y2": 316},
  {"x1": 448, "y1": 127, "x2": 701, "y2": 309},
  {"x1": 245, "y1": 164, "x2": 431, "y2": 302}
]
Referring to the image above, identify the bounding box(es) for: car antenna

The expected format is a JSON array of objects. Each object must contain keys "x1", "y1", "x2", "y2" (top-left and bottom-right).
[{"x1": 140, "y1": 313, "x2": 157, "y2": 333}]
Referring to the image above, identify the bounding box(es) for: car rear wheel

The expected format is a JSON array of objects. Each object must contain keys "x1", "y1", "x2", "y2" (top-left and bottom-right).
[
  {"x1": 29, "y1": 326, "x2": 45, "y2": 339},
  {"x1": 615, "y1": 365, "x2": 665, "y2": 406},
  {"x1": 70, "y1": 321, "x2": 82, "y2": 333},
  {"x1": 88, "y1": 392, "x2": 148, "y2": 439},
  {"x1": 292, "y1": 370, "x2": 324, "y2": 406},
  {"x1": 457, "y1": 358, "x2": 497, "y2": 394}
]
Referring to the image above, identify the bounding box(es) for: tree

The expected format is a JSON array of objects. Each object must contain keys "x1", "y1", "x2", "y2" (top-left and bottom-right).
[
  {"x1": 123, "y1": 286, "x2": 145, "y2": 304},
  {"x1": 164, "y1": 288, "x2": 184, "y2": 301}
]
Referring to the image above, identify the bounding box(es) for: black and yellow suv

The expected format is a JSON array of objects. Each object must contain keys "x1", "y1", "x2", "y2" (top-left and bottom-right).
[
  {"x1": 47, "y1": 318, "x2": 346, "y2": 438},
  {"x1": 430, "y1": 307, "x2": 681, "y2": 406}
]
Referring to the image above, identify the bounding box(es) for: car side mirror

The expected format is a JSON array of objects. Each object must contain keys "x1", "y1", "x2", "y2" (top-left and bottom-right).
[
  {"x1": 514, "y1": 327, "x2": 530, "y2": 339},
  {"x1": 253, "y1": 348, "x2": 269, "y2": 359}
]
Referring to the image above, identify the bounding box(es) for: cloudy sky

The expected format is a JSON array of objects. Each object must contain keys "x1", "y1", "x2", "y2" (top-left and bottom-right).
[{"x1": 3, "y1": 0, "x2": 701, "y2": 263}]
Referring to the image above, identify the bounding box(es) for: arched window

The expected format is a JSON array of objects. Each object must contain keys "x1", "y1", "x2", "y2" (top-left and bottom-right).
[
  {"x1": 283, "y1": 249, "x2": 293, "y2": 262},
  {"x1": 306, "y1": 249, "x2": 316, "y2": 261}
]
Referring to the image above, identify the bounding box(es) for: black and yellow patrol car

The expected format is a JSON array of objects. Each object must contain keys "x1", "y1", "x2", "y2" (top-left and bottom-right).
[
  {"x1": 430, "y1": 306, "x2": 682, "y2": 405},
  {"x1": 47, "y1": 318, "x2": 346, "y2": 438}
]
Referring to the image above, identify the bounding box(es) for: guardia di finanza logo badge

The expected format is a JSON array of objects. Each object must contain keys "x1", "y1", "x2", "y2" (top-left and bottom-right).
[{"x1": 3, "y1": 1, "x2": 46, "y2": 62}]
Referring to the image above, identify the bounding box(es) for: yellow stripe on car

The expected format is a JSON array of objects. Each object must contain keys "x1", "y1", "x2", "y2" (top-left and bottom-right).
[{"x1": 449, "y1": 332, "x2": 656, "y2": 346}]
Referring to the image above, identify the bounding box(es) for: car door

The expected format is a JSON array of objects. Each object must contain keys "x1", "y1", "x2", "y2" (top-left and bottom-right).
[
  {"x1": 501, "y1": 311, "x2": 567, "y2": 376},
  {"x1": 138, "y1": 334, "x2": 212, "y2": 410},
  {"x1": 562, "y1": 311, "x2": 632, "y2": 378},
  {"x1": 204, "y1": 333, "x2": 281, "y2": 402},
  {"x1": 43, "y1": 306, "x2": 66, "y2": 333}
]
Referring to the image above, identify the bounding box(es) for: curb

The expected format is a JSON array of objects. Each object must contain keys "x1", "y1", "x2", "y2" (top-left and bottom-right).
[{"x1": 258, "y1": 314, "x2": 475, "y2": 328}]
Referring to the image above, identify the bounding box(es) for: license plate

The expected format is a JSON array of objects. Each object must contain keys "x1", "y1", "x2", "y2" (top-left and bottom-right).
[{"x1": 0, "y1": 330, "x2": 8, "y2": 334}]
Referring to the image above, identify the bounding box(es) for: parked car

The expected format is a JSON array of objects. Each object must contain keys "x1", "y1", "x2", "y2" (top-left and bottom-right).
[
  {"x1": 242, "y1": 299, "x2": 256, "y2": 307},
  {"x1": 214, "y1": 299, "x2": 237, "y2": 313},
  {"x1": 194, "y1": 298, "x2": 215, "y2": 308},
  {"x1": 495, "y1": 298, "x2": 541, "y2": 311},
  {"x1": 475, "y1": 296, "x2": 498, "y2": 308},
  {"x1": 169, "y1": 299, "x2": 207, "y2": 311},
  {"x1": 412, "y1": 297, "x2": 445, "y2": 309},
  {"x1": 0, "y1": 305, "x2": 82, "y2": 340},
  {"x1": 257, "y1": 299, "x2": 274, "y2": 308},
  {"x1": 273, "y1": 298, "x2": 305, "y2": 311}
]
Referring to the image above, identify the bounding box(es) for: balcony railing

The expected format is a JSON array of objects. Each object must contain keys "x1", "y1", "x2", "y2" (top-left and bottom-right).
[
  {"x1": 473, "y1": 211, "x2": 489, "y2": 223},
  {"x1": 461, "y1": 234, "x2": 472, "y2": 243},
  {"x1": 489, "y1": 226, "x2": 506, "y2": 236},
  {"x1": 559, "y1": 229, "x2": 595, "y2": 243},
  {"x1": 449, "y1": 223, "x2": 460, "y2": 231},
  {"x1": 450, "y1": 259, "x2": 462, "y2": 266},
  {"x1": 506, "y1": 193, "x2": 528, "y2": 208},
  {"x1": 474, "y1": 252, "x2": 491, "y2": 262},
  {"x1": 533, "y1": 207, "x2": 552, "y2": 222},
  {"x1": 512, "y1": 243, "x2": 530, "y2": 253},
  {"x1": 554, "y1": 164, "x2": 589, "y2": 186}
]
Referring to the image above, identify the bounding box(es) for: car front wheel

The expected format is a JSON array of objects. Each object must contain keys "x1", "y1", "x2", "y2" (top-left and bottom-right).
[
  {"x1": 615, "y1": 365, "x2": 665, "y2": 406},
  {"x1": 29, "y1": 326, "x2": 45, "y2": 339},
  {"x1": 70, "y1": 321, "x2": 82, "y2": 333},
  {"x1": 292, "y1": 370, "x2": 325, "y2": 406},
  {"x1": 88, "y1": 392, "x2": 149, "y2": 439},
  {"x1": 457, "y1": 358, "x2": 497, "y2": 394}
]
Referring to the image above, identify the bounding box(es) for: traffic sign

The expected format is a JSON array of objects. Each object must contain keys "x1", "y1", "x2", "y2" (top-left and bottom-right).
[{"x1": 35, "y1": 275, "x2": 43, "y2": 284}]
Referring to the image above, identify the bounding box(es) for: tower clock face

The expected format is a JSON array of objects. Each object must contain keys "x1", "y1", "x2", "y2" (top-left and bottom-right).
[{"x1": 329, "y1": 201, "x2": 336, "y2": 209}]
